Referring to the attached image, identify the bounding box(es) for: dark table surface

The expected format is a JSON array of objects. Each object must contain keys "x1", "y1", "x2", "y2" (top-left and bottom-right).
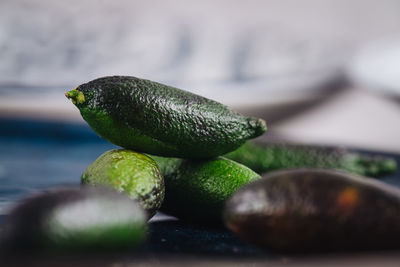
[{"x1": 1, "y1": 117, "x2": 400, "y2": 266}]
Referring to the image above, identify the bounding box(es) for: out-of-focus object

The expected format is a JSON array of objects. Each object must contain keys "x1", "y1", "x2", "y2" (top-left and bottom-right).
[
  {"x1": 1, "y1": 187, "x2": 147, "y2": 252},
  {"x1": 224, "y1": 168, "x2": 400, "y2": 252},
  {"x1": 272, "y1": 87, "x2": 400, "y2": 153},
  {"x1": 2, "y1": 0, "x2": 400, "y2": 123},
  {"x1": 224, "y1": 140, "x2": 397, "y2": 177},
  {"x1": 0, "y1": 0, "x2": 348, "y2": 120},
  {"x1": 348, "y1": 38, "x2": 400, "y2": 98},
  {"x1": 180, "y1": 35, "x2": 344, "y2": 109}
]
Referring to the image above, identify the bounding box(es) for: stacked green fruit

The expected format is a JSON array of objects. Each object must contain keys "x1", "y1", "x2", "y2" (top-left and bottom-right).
[
  {"x1": 64, "y1": 75, "x2": 268, "y2": 224},
  {"x1": 2, "y1": 76, "x2": 398, "y2": 254},
  {"x1": 65, "y1": 75, "x2": 396, "y2": 225}
]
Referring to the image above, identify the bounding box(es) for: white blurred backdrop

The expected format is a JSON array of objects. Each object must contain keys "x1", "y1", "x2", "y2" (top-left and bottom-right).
[{"x1": 1, "y1": 0, "x2": 400, "y2": 151}]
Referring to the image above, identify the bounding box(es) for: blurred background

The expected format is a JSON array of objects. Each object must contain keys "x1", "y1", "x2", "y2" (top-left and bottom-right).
[
  {"x1": 1, "y1": 0, "x2": 400, "y2": 151},
  {"x1": 1, "y1": 0, "x2": 400, "y2": 214}
]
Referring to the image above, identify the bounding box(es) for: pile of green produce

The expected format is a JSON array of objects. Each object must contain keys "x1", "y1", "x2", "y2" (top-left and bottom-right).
[{"x1": 2, "y1": 76, "x2": 399, "y2": 253}]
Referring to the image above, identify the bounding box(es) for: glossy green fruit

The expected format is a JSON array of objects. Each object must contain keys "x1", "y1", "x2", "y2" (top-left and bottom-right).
[
  {"x1": 225, "y1": 141, "x2": 397, "y2": 177},
  {"x1": 66, "y1": 76, "x2": 266, "y2": 158},
  {"x1": 150, "y1": 155, "x2": 260, "y2": 222},
  {"x1": 81, "y1": 149, "x2": 164, "y2": 217},
  {"x1": 224, "y1": 169, "x2": 400, "y2": 252},
  {"x1": 1, "y1": 187, "x2": 147, "y2": 252}
]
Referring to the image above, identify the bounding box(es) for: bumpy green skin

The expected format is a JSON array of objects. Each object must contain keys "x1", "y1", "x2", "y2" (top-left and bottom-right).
[
  {"x1": 224, "y1": 169, "x2": 400, "y2": 252},
  {"x1": 225, "y1": 141, "x2": 397, "y2": 177},
  {"x1": 81, "y1": 149, "x2": 164, "y2": 217},
  {"x1": 150, "y1": 155, "x2": 260, "y2": 223},
  {"x1": 66, "y1": 76, "x2": 266, "y2": 158},
  {"x1": 1, "y1": 188, "x2": 147, "y2": 251}
]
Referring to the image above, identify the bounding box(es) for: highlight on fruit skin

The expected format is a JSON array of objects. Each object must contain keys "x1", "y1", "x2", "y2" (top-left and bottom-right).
[
  {"x1": 81, "y1": 149, "x2": 165, "y2": 218},
  {"x1": 66, "y1": 76, "x2": 267, "y2": 159},
  {"x1": 224, "y1": 168, "x2": 400, "y2": 252}
]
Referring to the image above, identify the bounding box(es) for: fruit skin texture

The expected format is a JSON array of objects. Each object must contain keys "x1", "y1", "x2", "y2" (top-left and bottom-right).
[
  {"x1": 1, "y1": 188, "x2": 147, "y2": 252},
  {"x1": 66, "y1": 76, "x2": 266, "y2": 159},
  {"x1": 225, "y1": 141, "x2": 397, "y2": 177},
  {"x1": 81, "y1": 149, "x2": 164, "y2": 217},
  {"x1": 150, "y1": 155, "x2": 260, "y2": 223},
  {"x1": 224, "y1": 169, "x2": 400, "y2": 252}
]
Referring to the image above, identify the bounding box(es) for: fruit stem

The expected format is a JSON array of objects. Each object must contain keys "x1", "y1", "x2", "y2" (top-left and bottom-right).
[
  {"x1": 248, "y1": 118, "x2": 267, "y2": 138},
  {"x1": 65, "y1": 88, "x2": 85, "y2": 104}
]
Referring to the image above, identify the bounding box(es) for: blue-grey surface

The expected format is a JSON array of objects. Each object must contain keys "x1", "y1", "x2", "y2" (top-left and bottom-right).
[{"x1": 0, "y1": 118, "x2": 116, "y2": 215}]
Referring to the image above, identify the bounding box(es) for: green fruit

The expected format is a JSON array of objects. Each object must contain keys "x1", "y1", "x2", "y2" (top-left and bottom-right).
[
  {"x1": 150, "y1": 155, "x2": 260, "y2": 222},
  {"x1": 81, "y1": 149, "x2": 164, "y2": 217},
  {"x1": 225, "y1": 141, "x2": 397, "y2": 177},
  {"x1": 65, "y1": 76, "x2": 266, "y2": 158},
  {"x1": 224, "y1": 169, "x2": 400, "y2": 252},
  {"x1": 1, "y1": 188, "x2": 147, "y2": 251}
]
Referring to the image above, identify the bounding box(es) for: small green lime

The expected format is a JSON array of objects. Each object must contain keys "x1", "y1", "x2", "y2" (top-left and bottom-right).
[{"x1": 82, "y1": 149, "x2": 164, "y2": 217}]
